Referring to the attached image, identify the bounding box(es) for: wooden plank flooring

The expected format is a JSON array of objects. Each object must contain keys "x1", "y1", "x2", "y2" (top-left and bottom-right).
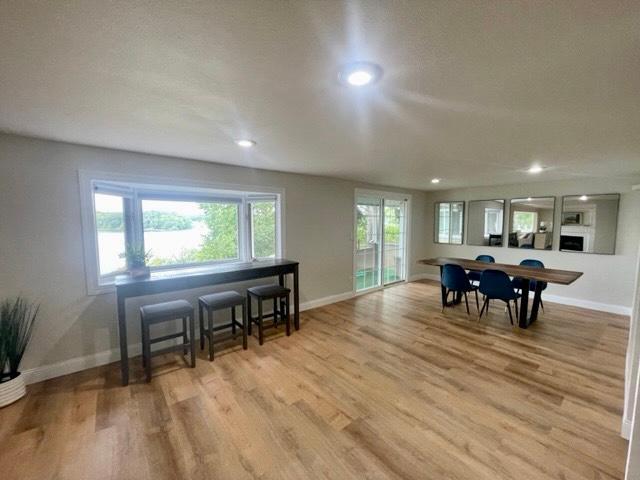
[{"x1": 0, "y1": 280, "x2": 630, "y2": 479}]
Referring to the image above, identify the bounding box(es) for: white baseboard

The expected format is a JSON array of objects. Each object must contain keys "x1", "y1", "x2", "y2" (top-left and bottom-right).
[
  {"x1": 541, "y1": 294, "x2": 631, "y2": 316},
  {"x1": 299, "y1": 291, "x2": 354, "y2": 312},
  {"x1": 622, "y1": 417, "x2": 632, "y2": 440},
  {"x1": 21, "y1": 281, "x2": 630, "y2": 386}
]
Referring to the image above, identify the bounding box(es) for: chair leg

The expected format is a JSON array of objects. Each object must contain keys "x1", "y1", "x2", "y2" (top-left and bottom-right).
[
  {"x1": 199, "y1": 302, "x2": 205, "y2": 350},
  {"x1": 189, "y1": 314, "x2": 196, "y2": 368},
  {"x1": 540, "y1": 298, "x2": 545, "y2": 313},
  {"x1": 231, "y1": 306, "x2": 237, "y2": 336},
  {"x1": 285, "y1": 295, "x2": 291, "y2": 336},
  {"x1": 464, "y1": 292, "x2": 470, "y2": 315},
  {"x1": 506, "y1": 302, "x2": 514, "y2": 326},
  {"x1": 247, "y1": 294, "x2": 253, "y2": 336},
  {"x1": 474, "y1": 290, "x2": 480, "y2": 313},
  {"x1": 479, "y1": 297, "x2": 489, "y2": 319},
  {"x1": 258, "y1": 298, "x2": 264, "y2": 346},
  {"x1": 242, "y1": 301, "x2": 248, "y2": 350},
  {"x1": 514, "y1": 298, "x2": 519, "y2": 318},
  {"x1": 182, "y1": 317, "x2": 188, "y2": 355},
  {"x1": 208, "y1": 308, "x2": 214, "y2": 361},
  {"x1": 144, "y1": 323, "x2": 152, "y2": 383}
]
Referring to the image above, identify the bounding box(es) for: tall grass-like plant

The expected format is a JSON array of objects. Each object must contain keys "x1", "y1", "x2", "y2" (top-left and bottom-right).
[{"x1": 0, "y1": 297, "x2": 39, "y2": 381}]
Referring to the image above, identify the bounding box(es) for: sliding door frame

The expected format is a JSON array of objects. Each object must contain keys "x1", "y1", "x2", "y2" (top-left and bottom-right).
[{"x1": 353, "y1": 188, "x2": 412, "y2": 295}]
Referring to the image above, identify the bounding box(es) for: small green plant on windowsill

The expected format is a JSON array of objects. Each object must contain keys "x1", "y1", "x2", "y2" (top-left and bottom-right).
[
  {"x1": 120, "y1": 244, "x2": 152, "y2": 278},
  {"x1": 0, "y1": 296, "x2": 39, "y2": 407}
]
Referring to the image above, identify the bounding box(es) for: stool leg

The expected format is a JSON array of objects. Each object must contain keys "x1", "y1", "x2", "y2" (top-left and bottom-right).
[
  {"x1": 231, "y1": 306, "x2": 237, "y2": 336},
  {"x1": 144, "y1": 322, "x2": 152, "y2": 383},
  {"x1": 247, "y1": 294, "x2": 253, "y2": 336},
  {"x1": 208, "y1": 308, "x2": 214, "y2": 361},
  {"x1": 285, "y1": 295, "x2": 291, "y2": 336},
  {"x1": 199, "y1": 302, "x2": 205, "y2": 350},
  {"x1": 242, "y1": 300, "x2": 248, "y2": 350},
  {"x1": 182, "y1": 317, "x2": 188, "y2": 355},
  {"x1": 189, "y1": 313, "x2": 196, "y2": 368},
  {"x1": 273, "y1": 298, "x2": 278, "y2": 326},
  {"x1": 258, "y1": 298, "x2": 264, "y2": 346}
]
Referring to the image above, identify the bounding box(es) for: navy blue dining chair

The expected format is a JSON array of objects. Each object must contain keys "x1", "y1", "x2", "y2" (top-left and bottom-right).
[
  {"x1": 478, "y1": 269, "x2": 520, "y2": 325},
  {"x1": 512, "y1": 259, "x2": 547, "y2": 312},
  {"x1": 468, "y1": 255, "x2": 495, "y2": 284},
  {"x1": 441, "y1": 264, "x2": 480, "y2": 315}
]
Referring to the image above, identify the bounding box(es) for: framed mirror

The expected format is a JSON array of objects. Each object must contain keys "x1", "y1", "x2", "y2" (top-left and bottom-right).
[
  {"x1": 508, "y1": 197, "x2": 555, "y2": 250},
  {"x1": 560, "y1": 193, "x2": 619, "y2": 254},
  {"x1": 434, "y1": 201, "x2": 464, "y2": 244},
  {"x1": 467, "y1": 199, "x2": 504, "y2": 246}
]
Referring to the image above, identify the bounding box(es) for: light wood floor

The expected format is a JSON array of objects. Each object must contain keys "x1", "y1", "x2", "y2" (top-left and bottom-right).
[{"x1": 0, "y1": 280, "x2": 630, "y2": 479}]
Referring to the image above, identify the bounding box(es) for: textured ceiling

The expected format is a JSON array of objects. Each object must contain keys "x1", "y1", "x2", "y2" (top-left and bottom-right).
[{"x1": 1, "y1": 1, "x2": 639, "y2": 190}]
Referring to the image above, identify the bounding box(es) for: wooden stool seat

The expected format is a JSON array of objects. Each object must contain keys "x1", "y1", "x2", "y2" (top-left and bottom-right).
[
  {"x1": 198, "y1": 290, "x2": 247, "y2": 361},
  {"x1": 140, "y1": 299, "x2": 195, "y2": 383},
  {"x1": 247, "y1": 284, "x2": 291, "y2": 345}
]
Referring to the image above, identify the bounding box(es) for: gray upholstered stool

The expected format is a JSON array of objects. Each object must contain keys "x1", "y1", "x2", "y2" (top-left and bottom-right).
[
  {"x1": 247, "y1": 284, "x2": 291, "y2": 345},
  {"x1": 140, "y1": 299, "x2": 195, "y2": 382},
  {"x1": 198, "y1": 291, "x2": 247, "y2": 361}
]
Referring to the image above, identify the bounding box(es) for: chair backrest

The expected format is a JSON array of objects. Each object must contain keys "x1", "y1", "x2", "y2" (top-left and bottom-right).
[
  {"x1": 475, "y1": 255, "x2": 495, "y2": 263},
  {"x1": 479, "y1": 269, "x2": 517, "y2": 299},
  {"x1": 442, "y1": 264, "x2": 471, "y2": 292},
  {"x1": 520, "y1": 259, "x2": 544, "y2": 268},
  {"x1": 519, "y1": 258, "x2": 547, "y2": 289}
]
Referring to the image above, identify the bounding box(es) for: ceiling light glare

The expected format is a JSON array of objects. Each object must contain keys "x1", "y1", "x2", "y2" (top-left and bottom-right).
[
  {"x1": 431, "y1": 178, "x2": 441, "y2": 184},
  {"x1": 579, "y1": 195, "x2": 588, "y2": 201},
  {"x1": 235, "y1": 139, "x2": 256, "y2": 148},
  {"x1": 338, "y1": 62, "x2": 383, "y2": 87},
  {"x1": 527, "y1": 165, "x2": 544, "y2": 174}
]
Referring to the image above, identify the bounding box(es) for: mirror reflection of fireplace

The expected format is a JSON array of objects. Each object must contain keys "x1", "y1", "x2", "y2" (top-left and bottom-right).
[{"x1": 560, "y1": 235, "x2": 584, "y2": 252}]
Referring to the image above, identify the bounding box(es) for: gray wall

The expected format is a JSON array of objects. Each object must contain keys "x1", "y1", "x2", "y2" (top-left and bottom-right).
[
  {"x1": 0, "y1": 134, "x2": 430, "y2": 370},
  {"x1": 424, "y1": 180, "x2": 640, "y2": 309}
]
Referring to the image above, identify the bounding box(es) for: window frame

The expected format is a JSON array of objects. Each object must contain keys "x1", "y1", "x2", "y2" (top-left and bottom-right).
[
  {"x1": 433, "y1": 201, "x2": 465, "y2": 245},
  {"x1": 79, "y1": 170, "x2": 284, "y2": 295},
  {"x1": 483, "y1": 207, "x2": 504, "y2": 237},
  {"x1": 512, "y1": 210, "x2": 538, "y2": 233}
]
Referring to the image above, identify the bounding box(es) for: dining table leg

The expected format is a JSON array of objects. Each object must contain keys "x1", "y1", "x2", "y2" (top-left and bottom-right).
[
  {"x1": 528, "y1": 282, "x2": 543, "y2": 325},
  {"x1": 293, "y1": 264, "x2": 300, "y2": 330},
  {"x1": 518, "y1": 279, "x2": 530, "y2": 328},
  {"x1": 117, "y1": 293, "x2": 129, "y2": 386}
]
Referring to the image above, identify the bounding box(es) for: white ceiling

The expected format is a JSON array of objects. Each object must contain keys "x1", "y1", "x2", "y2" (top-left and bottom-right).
[{"x1": 1, "y1": 1, "x2": 639, "y2": 190}]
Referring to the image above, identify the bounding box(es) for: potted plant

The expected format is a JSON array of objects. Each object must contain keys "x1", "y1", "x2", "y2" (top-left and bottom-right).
[
  {"x1": 0, "y1": 297, "x2": 39, "y2": 408},
  {"x1": 121, "y1": 244, "x2": 152, "y2": 278}
]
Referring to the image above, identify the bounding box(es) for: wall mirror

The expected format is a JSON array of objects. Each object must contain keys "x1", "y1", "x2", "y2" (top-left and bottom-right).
[
  {"x1": 434, "y1": 201, "x2": 464, "y2": 244},
  {"x1": 560, "y1": 193, "x2": 619, "y2": 254},
  {"x1": 508, "y1": 197, "x2": 555, "y2": 250},
  {"x1": 467, "y1": 199, "x2": 504, "y2": 246}
]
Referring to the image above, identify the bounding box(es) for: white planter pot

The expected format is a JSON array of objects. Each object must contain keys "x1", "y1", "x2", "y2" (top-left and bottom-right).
[{"x1": 0, "y1": 373, "x2": 27, "y2": 408}]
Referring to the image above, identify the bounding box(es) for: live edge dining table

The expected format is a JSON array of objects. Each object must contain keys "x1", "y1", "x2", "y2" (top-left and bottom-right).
[
  {"x1": 115, "y1": 258, "x2": 299, "y2": 386},
  {"x1": 417, "y1": 257, "x2": 583, "y2": 329}
]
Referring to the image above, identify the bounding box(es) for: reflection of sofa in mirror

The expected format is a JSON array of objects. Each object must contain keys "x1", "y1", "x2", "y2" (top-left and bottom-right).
[{"x1": 509, "y1": 197, "x2": 555, "y2": 250}]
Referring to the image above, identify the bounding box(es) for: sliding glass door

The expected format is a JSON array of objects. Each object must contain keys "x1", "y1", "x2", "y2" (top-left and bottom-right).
[{"x1": 355, "y1": 192, "x2": 409, "y2": 292}]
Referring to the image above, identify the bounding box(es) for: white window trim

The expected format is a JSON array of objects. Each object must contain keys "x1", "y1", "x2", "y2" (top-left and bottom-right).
[{"x1": 78, "y1": 170, "x2": 285, "y2": 296}]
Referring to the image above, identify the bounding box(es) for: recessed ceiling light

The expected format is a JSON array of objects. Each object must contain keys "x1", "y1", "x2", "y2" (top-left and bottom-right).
[
  {"x1": 579, "y1": 195, "x2": 588, "y2": 201},
  {"x1": 527, "y1": 165, "x2": 544, "y2": 174},
  {"x1": 527, "y1": 197, "x2": 532, "y2": 201},
  {"x1": 338, "y1": 62, "x2": 383, "y2": 87},
  {"x1": 235, "y1": 139, "x2": 256, "y2": 148},
  {"x1": 431, "y1": 178, "x2": 441, "y2": 184}
]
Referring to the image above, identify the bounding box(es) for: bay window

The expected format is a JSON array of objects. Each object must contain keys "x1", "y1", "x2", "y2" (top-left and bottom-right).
[{"x1": 80, "y1": 173, "x2": 283, "y2": 293}]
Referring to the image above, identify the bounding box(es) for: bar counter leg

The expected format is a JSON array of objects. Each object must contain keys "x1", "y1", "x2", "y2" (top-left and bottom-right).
[
  {"x1": 293, "y1": 264, "x2": 300, "y2": 330},
  {"x1": 117, "y1": 293, "x2": 129, "y2": 386}
]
